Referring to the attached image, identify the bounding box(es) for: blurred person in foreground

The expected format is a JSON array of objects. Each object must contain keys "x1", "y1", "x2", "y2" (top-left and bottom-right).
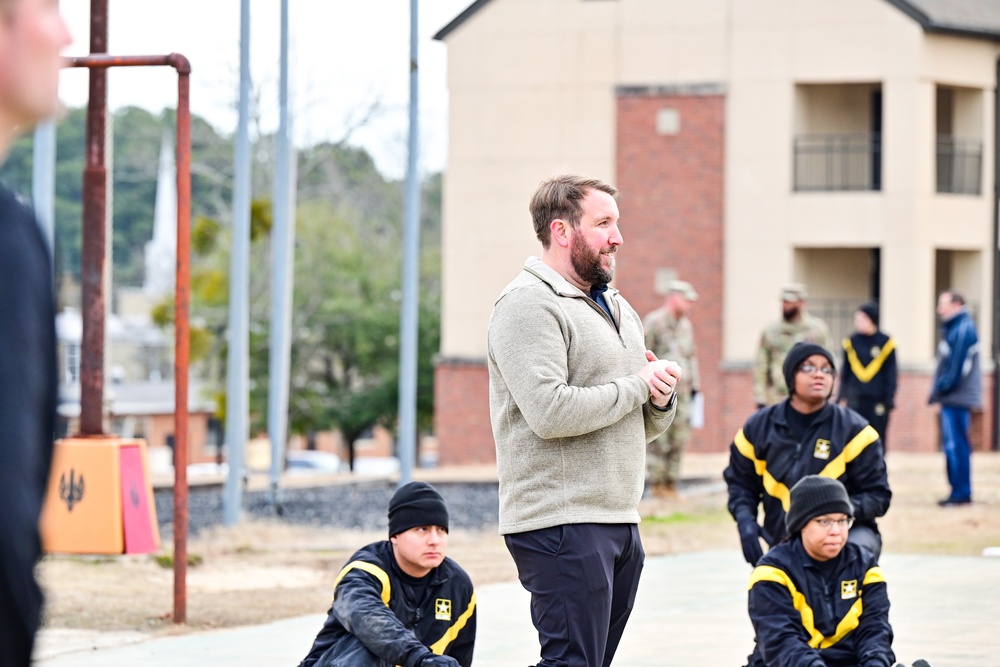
[
  {"x1": 725, "y1": 342, "x2": 891, "y2": 567},
  {"x1": 753, "y1": 283, "x2": 831, "y2": 408},
  {"x1": 929, "y1": 289, "x2": 982, "y2": 507},
  {"x1": 298, "y1": 482, "x2": 476, "y2": 667},
  {"x1": 837, "y1": 302, "x2": 897, "y2": 448},
  {"x1": 643, "y1": 279, "x2": 701, "y2": 499},
  {"x1": 744, "y1": 475, "x2": 900, "y2": 667},
  {"x1": 0, "y1": 0, "x2": 71, "y2": 665},
  {"x1": 488, "y1": 174, "x2": 680, "y2": 667}
]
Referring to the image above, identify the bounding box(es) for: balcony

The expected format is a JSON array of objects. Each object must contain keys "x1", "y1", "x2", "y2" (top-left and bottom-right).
[
  {"x1": 936, "y1": 135, "x2": 982, "y2": 195},
  {"x1": 794, "y1": 133, "x2": 881, "y2": 192}
]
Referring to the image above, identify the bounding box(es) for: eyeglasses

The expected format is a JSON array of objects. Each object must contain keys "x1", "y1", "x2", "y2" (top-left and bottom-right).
[
  {"x1": 812, "y1": 517, "x2": 854, "y2": 531},
  {"x1": 798, "y1": 364, "x2": 835, "y2": 376}
]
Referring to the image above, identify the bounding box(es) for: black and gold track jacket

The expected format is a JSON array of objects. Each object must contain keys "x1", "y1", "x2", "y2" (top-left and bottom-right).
[
  {"x1": 299, "y1": 540, "x2": 477, "y2": 667},
  {"x1": 724, "y1": 402, "x2": 891, "y2": 544},
  {"x1": 837, "y1": 332, "x2": 898, "y2": 409},
  {"x1": 746, "y1": 540, "x2": 894, "y2": 667}
]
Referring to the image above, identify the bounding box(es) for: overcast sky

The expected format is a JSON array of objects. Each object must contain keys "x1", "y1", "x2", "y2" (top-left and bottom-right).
[{"x1": 59, "y1": 1, "x2": 472, "y2": 179}]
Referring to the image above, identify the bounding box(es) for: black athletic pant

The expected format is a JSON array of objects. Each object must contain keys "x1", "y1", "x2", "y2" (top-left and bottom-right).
[
  {"x1": 848, "y1": 400, "x2": 890, "y2": 450},
  {"x1": 505, "y1": 523, "x2": 644, "y2": 667}
]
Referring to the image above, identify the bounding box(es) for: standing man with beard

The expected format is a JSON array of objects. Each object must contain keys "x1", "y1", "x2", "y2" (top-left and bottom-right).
[
  {"x1": 488, "y1": 174, "x2": 681, "y2": 667},
  {"x1": 0, "y1": 1, "x2": 72, "y2": 665},
  {"x1": 753, "y1": 284, "x2": 831, "y2": 408}
]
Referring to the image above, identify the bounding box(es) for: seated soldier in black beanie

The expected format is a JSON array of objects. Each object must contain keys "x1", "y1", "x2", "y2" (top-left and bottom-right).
[
  {"x1": 725, "y1": 341, "x2": 891, "y2": 566},
  {"x1": 744, "y1": 475, "x2": 899, "y2": 667},
  {"x1": 298, "y1": 482, "x2": 476, "y2": 667}
]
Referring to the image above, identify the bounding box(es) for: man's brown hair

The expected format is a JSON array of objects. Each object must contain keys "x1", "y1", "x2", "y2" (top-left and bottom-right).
[
  {"x1": 529, "y1": 174, "x2": 618, "y2": 249},
  {"x1": 944, "y1": 289, "x2": 966, "y2": 306}
]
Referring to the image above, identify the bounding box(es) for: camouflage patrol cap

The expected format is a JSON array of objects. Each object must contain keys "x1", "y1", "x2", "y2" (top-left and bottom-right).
[
  {"x1": 780, "y1": 283, "x2": 808, "y2": 302},
  {"x1": 667, "y1": 280, "x2": 698, "y2": 301}
]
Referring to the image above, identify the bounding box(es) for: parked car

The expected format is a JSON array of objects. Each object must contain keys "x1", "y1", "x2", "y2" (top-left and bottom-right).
[{"x1": 285, "y1": 450, "x2": 342, "y2": 475}]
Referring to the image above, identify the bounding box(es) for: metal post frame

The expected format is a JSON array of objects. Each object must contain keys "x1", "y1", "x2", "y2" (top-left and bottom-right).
[{"x1": 68, "y1": 52, "x2": 193, "y2": 624}]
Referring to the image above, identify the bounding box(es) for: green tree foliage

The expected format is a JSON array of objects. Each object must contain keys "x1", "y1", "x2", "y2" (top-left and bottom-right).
[
  {"x1": 0, "y1": 106, "x2": 234, "y2": 288},
  {"x1": 0, "y1": 107, "x2": 443, "y2": 468}
]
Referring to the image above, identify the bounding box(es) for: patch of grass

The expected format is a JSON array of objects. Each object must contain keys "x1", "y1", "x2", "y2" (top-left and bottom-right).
[
  {"x1": 642, "y1": 507, "x2": 729, "y2": 525},
  {"x1": 153, "y1": 552, "x2": 204, "y2": 568}
]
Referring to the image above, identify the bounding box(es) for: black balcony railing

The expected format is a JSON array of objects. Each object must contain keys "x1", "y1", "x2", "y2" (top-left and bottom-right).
[
  {"x1": 936, "y1": 135, "x2": 982, "y2": 195},
  {"x1": 807, "y1": 298, "x2": 860, "y2": 351},
  {"x1": 794, "y1": 133, "x2": 881, "y2": 192}
]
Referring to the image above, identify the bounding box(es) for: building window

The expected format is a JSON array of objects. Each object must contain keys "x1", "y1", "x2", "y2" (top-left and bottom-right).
[{"x1": 65, "y1": 343, "x2": 80, "y2": 383}]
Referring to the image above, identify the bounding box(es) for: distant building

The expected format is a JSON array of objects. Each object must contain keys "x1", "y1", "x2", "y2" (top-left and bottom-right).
[
  {"x1": 433, "y1": 0, "x2": 1000, "y2": 463},
  {"x1": 56, "y1": 308, "x2": 221, "y2": 464}
]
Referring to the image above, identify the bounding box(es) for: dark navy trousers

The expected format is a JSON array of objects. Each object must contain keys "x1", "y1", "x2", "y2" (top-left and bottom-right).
[{"x1": 505, "y1": 523, "x2": 644, "y2": 667}]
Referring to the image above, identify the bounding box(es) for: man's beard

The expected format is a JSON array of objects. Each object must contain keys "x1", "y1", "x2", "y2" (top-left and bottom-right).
[
  {"x1": 782, "y1": 305, "x2": 800, "y2": 322},
  {"x1": 571, "y1": 232, "x2": 615, "y2": 286}
]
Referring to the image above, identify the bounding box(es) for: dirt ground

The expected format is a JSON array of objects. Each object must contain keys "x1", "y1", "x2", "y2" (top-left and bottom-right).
[{"x1": 37, "y1": 451, "x2": 1000, "y2": 635}]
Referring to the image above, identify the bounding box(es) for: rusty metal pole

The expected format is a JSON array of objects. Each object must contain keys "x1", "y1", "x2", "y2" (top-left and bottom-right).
[
  {"x1": 69, "y1": 51, "x2": 193, "y2": 624},
  {"x1": 172, "y1": 54, "x2": 192, "y2": 625},
  {"x1": 79, "y1": 0, "x2": 109, "y2": 436}
]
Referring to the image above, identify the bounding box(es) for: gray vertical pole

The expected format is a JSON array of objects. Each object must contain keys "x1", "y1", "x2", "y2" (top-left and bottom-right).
[
  {"x1": 224, "y1": 0, "x2": 252, "y2": 526},
  {"x1": 268, "y1": 0, "x2": 296, "y2": 508},
  {"x1": 32, "y1": 120, "x2": 57, "y2": 254},
  {"x1": 397, "y1": 0, "x2": 421, "y2": 486}
]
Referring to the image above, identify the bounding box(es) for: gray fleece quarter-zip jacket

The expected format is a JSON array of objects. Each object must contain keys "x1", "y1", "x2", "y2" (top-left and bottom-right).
[{"x1": 488, "y1": 257, "x2": 676, "y2": 535}]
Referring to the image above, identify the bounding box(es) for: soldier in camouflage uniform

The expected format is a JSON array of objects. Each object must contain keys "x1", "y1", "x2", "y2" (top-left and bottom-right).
[
  {"x1": 753, "y1": 284, "x2": 831, "y2": 407},
  {"x1": 643, "y1": 280, "x2": 701, "y2": 498}
]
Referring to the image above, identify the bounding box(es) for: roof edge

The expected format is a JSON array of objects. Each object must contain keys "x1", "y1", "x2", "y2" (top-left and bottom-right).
[
  {"x1": 884, "y1": 0, "x2": 1000, "y2": 42},
  {"x1": 434, "y1": 0, "x2": 494, "y2": 41}
]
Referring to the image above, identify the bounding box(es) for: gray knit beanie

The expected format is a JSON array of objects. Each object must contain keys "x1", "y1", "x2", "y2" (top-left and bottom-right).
[{"x1": 785, "y1": 475, "x2": 854, "y2": 535}]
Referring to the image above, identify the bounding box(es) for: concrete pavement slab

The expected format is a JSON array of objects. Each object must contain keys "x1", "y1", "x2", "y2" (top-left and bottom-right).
[{"x1": 35, "y1": 551, "x2": 1000, "y2": 666}]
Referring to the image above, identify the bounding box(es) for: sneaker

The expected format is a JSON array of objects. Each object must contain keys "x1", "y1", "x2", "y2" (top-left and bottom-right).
[
  {"x1": 912, "y1": 660, "x2": 933, "y2": 667},
  {"x1": 937, "y1": 497, "x2": 972, "y2": 507}
]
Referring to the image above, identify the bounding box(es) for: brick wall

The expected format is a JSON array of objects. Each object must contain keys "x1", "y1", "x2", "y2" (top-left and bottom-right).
[
  {"x1": 615, "y1": 87, "x2": 726, "y2": 453},
  {"x1": 434, "y1": 358, "x2": 494, "y2": 465}
]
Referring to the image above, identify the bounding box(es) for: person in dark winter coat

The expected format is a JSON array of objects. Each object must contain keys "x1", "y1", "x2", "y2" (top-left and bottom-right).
[
  {"x1": 929, "y1": 289, "x2": 982, "y2": 506},
  {"x1": 838, "y1": 302, "x2": 897, "y2": 448},
  {"x1": 745, "y1": 476, "x2": 896, "y2": 667},
  {"x1": 0, "y1": 2, "x2": 72, "y2": 666},
  {"x1": 298, "y1": 482, "x2": 477, "y2": 667},
  {"x1": 725, "y1": 342, "x2": 891, "y2": 566}
]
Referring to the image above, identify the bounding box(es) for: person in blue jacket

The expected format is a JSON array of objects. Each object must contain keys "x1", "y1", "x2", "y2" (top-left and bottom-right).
[
  {"x1": 929, "y1": 289, "x2": 982, "y2": 506},
  {"x1": 298, "y1": 482, "x2": 477, "y2": 667},
  {"x1": 745, "y1": 475, "x2": 896, "y2": 667}
]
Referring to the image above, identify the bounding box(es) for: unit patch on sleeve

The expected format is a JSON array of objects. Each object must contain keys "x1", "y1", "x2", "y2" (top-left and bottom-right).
[
  {"x1": 435, "y1": 598, "x2": 452, "y2": 621},
  {"x1": 813, "y1": 439, "x2": 831, "y2": 460}
]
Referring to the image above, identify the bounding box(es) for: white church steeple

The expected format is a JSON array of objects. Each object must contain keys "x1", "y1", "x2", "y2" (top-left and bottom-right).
[{"x1": 143, "y1": 131, "x2": 177, "y2": 296}]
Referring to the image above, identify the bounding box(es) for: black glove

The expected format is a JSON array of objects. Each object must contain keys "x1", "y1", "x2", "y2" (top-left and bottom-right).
[
  {"x1": 419, "y1": 655, "x2": 461, "y2": 667},
  {"x1": 737, "y1": 517, "x2": 765, "y2": 565}
]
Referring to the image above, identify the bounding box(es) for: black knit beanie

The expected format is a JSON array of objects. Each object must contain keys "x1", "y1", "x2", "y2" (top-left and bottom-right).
[
  {"x1": 858, "y1": 302, "x2": 880, "y2": 328},
  {"x1": 388, "y1": 481, "x2": 449, "y2": 537},
  {"x1": 785, "y1": 475, "x2": 854, "y2": 535},
  {"x1": 782, "y1": 341, "x2": 836, "y2": 393}
]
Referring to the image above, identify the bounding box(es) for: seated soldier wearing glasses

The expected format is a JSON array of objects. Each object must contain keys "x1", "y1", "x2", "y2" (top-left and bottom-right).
[
  {"x1": 725, "y1": 342, "x2": 891, "y2": 566},
  {"x1": 744, "y1": 476, "x2": 900, "y2": 667}
]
